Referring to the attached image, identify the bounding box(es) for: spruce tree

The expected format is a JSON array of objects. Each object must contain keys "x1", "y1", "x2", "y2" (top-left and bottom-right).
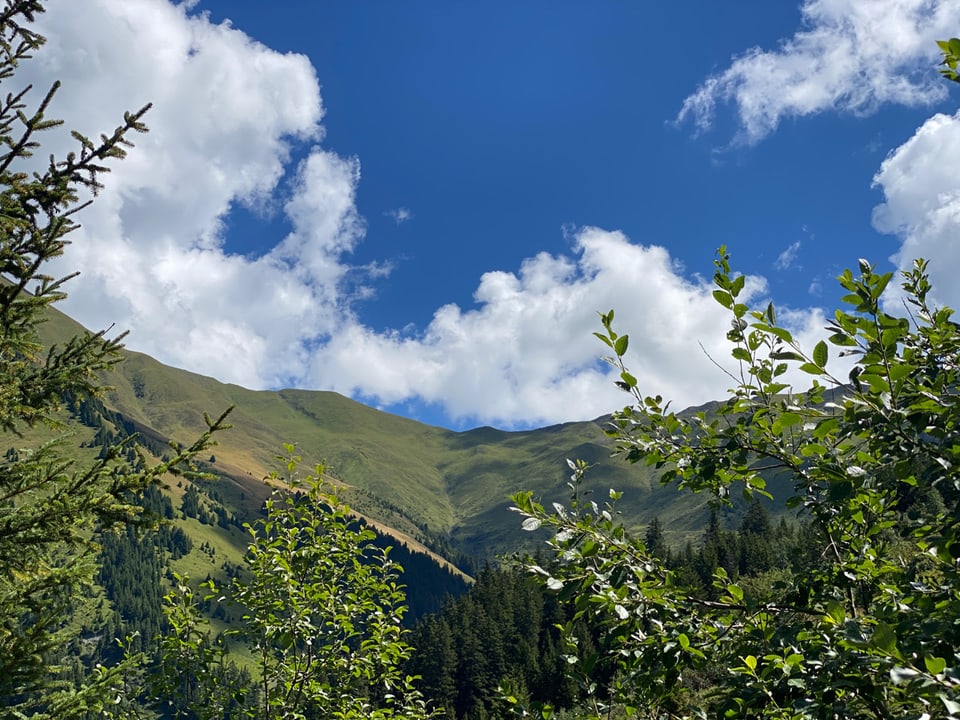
[
  {"x1": 0, "y1": 2, "x2": 227, "y2": 715},
  {"x1": 643, "y1": 515, "x2": 668, "y2": 561}
]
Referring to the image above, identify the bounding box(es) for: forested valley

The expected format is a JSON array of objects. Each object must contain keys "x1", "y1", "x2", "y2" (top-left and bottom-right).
[
  {"x1": 406, "y1": 505, "x2": 821, "y2": 719},
  {"x1": 79, "y1": 444, "x2": 827, "y2": 720}
]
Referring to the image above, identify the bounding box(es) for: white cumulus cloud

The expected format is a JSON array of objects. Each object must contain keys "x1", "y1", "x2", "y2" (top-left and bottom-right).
[
  {"x1": 678, "y1": 0, "x2": 960, "y2": 143},
  {"x1": 23, "y1": 0, "x2": 362, "y2": 390},
  {"x1": 872, "y1": 110, "x2": 960, "y2": 311},
  {"x1": 307, "y1": 229, "x2": 831, "y2": 427}
]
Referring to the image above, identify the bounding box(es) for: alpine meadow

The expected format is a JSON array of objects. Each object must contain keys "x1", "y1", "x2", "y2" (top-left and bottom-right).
[{"x1": 6, "y1": 1, "x2": 960, "y2": 719}]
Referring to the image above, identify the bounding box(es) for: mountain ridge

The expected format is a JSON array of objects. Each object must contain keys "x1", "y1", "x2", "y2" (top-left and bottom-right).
[{"x1": 36, "y1": 302, "x2": 752, "y2": 560}]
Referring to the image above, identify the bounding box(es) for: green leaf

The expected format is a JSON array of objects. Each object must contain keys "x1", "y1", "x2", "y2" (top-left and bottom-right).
[
  {"x1": 770, "y1": 350, "x2": 803, "y2": 361},
  {"x1": 827, "y1": 480, "x2": 853, "y2": 501},
  {"x1": 765, "y1": 325, "x2": 794, "y2": 343},
  {"x1": 593, "y1": 331, "x2": 613, "y2": 348},
  {"x1": 743, "y1": 655, "x2": 757, "y2": 671},
  {"x1": 825, "y1": 600, "x2": 845, "y2": 625},
  {"x1": 887, "y1": 362, "x2": 914, "y2": 381},
  {"x1": 614, "y1": 334, "x2": 629, "y2": 356},
  {"x1": 828, "y1": 332, "x2": 858, "y2": 346},
  {"x1": 813, "y1": 340, "x2": 828, "y2": 368},
  {"x1": 731, "y1": 274, "x2": 746, "y2": 296},
  {"x1": 778, "y1": 411, "x2": 802, "y2": 428},
  {"x1": 925, "y1": 655, "x2": 947, "y2": 675},
  {"x1": 800, "y1": 442, "x2": 828, "y2": 457},
  {"x1": 712, "y1": 289, "x2": 733, "y2": 309},
  {"x1": 521, "y1": 517, "x2": 541, "y2": 532},
  {"x1": 871, "y1": 622, "x2": 899, "y2": 655},
  {"x1": 812, "y1": 416, "x2": 839, "y2": 439}
]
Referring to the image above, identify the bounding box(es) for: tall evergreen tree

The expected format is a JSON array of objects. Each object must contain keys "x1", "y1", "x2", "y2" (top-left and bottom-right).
[
  {"x1": 644, "y1": 516, "x2": 668, "y2": 561},
  {"x1": 737, "y1": 500, "x2": 774, "y2": 575},
  {"x1": 411, "y1": 615, "x2": 458, "y2": 717},
  {"x1": 0, "y1": 2, "x2": 227, "y2": 715}
]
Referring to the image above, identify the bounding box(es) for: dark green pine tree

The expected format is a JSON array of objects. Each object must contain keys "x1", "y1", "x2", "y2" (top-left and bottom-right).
[
  {"x1": 0, "y1": 2, "x2": 228, "y2": 714},
  {"x1": 452, "y1": 594, "x2": 505, "y2": 718},
  {"x1": 692, "y1": 510, "x2": 723, "y2": 595},
  {"x1": 408, "y1": 563, "x2": 592, "y2": 718},
  {"x1": 644, "y1": 516, "x2": 669, "y2": 562},
  {"x1": 181, "y1": 483, "x2": 201, "y2": 518},
  {"x1": 409, "y1": 615, "x2": 458, "y2": 717},
  {"x1": 737, "y1": 500, "x2": 774, "y2": 575},
  {"x1": 96, "y1": 521, "x2": 166, "y2": 657}
]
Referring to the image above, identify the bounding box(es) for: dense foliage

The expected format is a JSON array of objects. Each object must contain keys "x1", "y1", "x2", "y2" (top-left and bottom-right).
[
  {"x1": 512, "y1": 252, "x2": 960, "y2": 718},
  {"x1": 939, "y1": 37, "x2": 960, "y2": 82},
  {"x1": 407, "y1": 503, "x2": 827, "y2": 718},
  {"x1": 150, "y1": 448, "x2": 438, "y2": 720}
]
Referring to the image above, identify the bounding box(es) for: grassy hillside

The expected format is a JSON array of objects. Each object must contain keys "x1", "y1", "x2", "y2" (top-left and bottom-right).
[{"x1": 36, "y1": 305, "x2": 784, "y2": 563}]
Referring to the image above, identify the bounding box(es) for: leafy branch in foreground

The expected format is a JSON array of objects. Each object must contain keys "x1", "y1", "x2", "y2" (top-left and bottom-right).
[
  {"x1": 150, "y1": 447, "x2": 440, "y2": 720},
  {"x1": 938, "y1": 37, "x2": 960, "y2": 83},
  {"x1": 512, "y1": 251, "x2": 960, "y2": 719}
]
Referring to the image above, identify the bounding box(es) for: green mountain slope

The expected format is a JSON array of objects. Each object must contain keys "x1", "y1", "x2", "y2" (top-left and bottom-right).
[{"x1": 37, "y1": 306, "x2": 774, "y2": 561}]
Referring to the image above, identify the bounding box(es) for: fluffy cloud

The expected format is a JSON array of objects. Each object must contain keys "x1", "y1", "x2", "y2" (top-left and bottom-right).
[
  {"x1": 24, "y1": 0, "x2": 355, "y2": 390},
  {"x1": 673, "y1": 0, "x2": 960, "y2": 361},
  {"x1": 19, "y1": 0, "x2": 834, "y2": 428},
  {"x1": 308, "y1": 230, "x2": 831, "y2": 426},
  {"x1": 678, "y1": 0, "x2": 960, "y2": 143},
  {"x1": 872, "y1": 111, "x2": 960, "y2": 310}
]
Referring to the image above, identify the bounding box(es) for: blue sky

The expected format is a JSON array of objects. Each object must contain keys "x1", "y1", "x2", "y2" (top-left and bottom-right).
[
  {"x1": 23, "y1": 0, "x2": 960, "y2": 429},
  {"x1": 206, "y1": 1, "x2": 891, "y2": 325}
]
